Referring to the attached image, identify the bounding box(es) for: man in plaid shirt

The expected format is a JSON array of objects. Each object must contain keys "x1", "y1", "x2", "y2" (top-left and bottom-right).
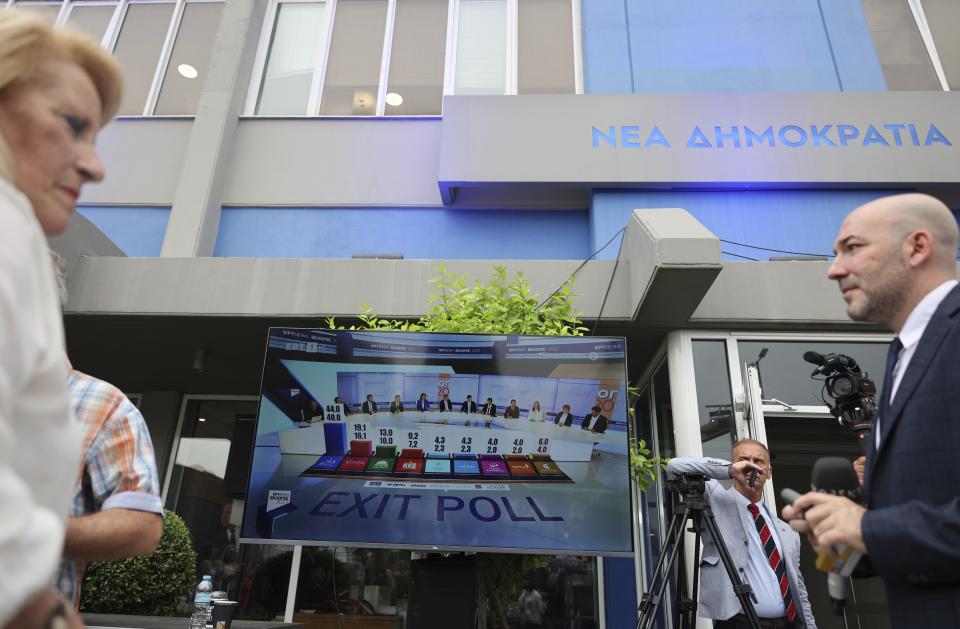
[{"x1": 54, "y1": 369, "x2": 164, "y2": 606}]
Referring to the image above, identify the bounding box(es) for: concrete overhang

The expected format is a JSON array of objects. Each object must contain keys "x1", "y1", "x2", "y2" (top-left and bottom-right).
[
  {"x1": 622, "y1": 208, "x2": 723, "y2": 325},
  {"x1": 62, "y1": 207, "x2": 909, "y2": 330},
  {"x1": 60, "y1": 208, "x2": 724, "y2": 324},
  {"x1": 63, "y1": 257, "x2": 630, "y2": 319}
]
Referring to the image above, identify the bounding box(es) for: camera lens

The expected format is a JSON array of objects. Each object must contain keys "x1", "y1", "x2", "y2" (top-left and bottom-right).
[{"x1": 830, "y1": 375, "x2": 855, "y2": 397}]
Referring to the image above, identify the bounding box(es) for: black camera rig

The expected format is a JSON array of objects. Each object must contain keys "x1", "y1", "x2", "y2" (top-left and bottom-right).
[{"x1": 803, "y1": 351, "x2": 877, "y2": 448}]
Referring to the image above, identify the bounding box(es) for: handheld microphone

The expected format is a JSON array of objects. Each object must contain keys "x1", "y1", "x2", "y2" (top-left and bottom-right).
[
  {"x1": 813, "y1": 457, "x2": 863, "y2": 615},
  {"x1": 782, "y1": 457, "x2": 863, "y2": 616}
]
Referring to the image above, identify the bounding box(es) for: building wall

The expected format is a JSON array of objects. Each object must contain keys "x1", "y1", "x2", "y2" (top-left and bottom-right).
[
  {"x1": 590, "y1": 190, "x2": 896, "y2": 261},
  {"x1": 581, "y1": 0, "x2": 886, "y2": 93},
  {"x1": 215, "y1": 207, "x2": 590, "y2": 260}
]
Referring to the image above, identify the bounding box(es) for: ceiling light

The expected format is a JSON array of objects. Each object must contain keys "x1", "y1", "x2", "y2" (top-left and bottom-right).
[
  {"x1": 198, "y1": 417, "x2": 207, "y2": 423},
  {"x1": 192, "y1": 348, "x2": 206, "y2": 372},
  {"x1": 178, "y1": 63, "x2": 198, "y2": 79},
  {"x1": 386, "y1": 92, "x2": 403, "y2": 107}
]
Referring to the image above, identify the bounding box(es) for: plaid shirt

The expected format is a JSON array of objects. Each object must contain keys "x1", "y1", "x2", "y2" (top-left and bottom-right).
[{"x1": 54, "y1": 370, "x2": 164, "y2": 605}]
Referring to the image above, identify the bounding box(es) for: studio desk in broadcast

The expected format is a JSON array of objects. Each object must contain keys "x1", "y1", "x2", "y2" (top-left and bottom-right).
[{"x1": 277, "y1": 411, "x2": 616, "y2": 484}]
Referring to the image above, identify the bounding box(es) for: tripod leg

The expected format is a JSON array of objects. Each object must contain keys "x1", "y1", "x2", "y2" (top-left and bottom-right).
[
  {"x1": 699, "y1": 506, "x2": 763, "y2": 629},
  {"x1": 636, "y1": 507, "x2": 691, "y2": 629},
  {"x1": 677, "y1": 511, "x2": 703, "y2": 629}
]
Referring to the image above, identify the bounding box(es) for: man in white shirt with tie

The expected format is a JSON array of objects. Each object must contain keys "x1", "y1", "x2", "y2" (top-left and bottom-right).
[{"x1": 783, "y1": 193, "x2": 960, "y2": 627}]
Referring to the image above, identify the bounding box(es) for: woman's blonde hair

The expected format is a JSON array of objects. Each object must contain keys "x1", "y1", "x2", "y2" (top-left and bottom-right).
[{"x1": 0, "y1": 8, "x2": 122, "y2": 179}]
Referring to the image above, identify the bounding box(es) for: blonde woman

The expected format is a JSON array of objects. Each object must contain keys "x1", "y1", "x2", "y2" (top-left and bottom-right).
[
  {"x1": 0, "y1": 10, "x2": 121, "y2": 628},
  {"x1": 527, "y1": 401, "x2": 545, "y2": 423}
]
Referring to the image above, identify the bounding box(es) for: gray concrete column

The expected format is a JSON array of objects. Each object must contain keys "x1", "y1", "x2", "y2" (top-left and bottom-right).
[{"x1": 160, "y1": 0, "x2": 266, "y2": 257}]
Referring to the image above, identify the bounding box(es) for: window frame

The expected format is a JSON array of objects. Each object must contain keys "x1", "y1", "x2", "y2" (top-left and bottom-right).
[
  {"x1": 245, "y1": 0, "x2": 584, "y2": 117},
  {"x1": 7, "y1": 0, "x2": 225, "y2": 115},
  {"x1": 444, "y1": 0, "x2": 584, "y2": 97}
]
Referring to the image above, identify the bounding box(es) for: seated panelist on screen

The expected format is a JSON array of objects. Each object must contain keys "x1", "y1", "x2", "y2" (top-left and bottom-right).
[
  {"x1": 554, "y1": 404, "x2": 575, "y2": 427},
  {"x1": 581, "y1": 405, "x2": 609, "y2": 433},
  {"x1": 504, "y1": 399, "x2": 521, "y2": 419},
  {"x1": 362, "y1": 394, "x2": 378, "y2": 415},
  {"x1": 416, "y1": 392, "x2": 430, "y2": 412},
  {"x1": 460, "y1": 395, "x2": 478, "y2": 414},
  {"x1": 527, "y1": 401, "x2": 545, "y2": 422},
  {"x1": 438, "y1": 393, "x2": 454, "y2": 412},
  {"x1": 390, "y1": 395, "x2": 404, "y2": 414},
  {"x1": 481, "y1": 397, "x2": 497, "y2": 417},
  {"x1": 334, "y1": 396, "x2": 350, "y2": 416}
]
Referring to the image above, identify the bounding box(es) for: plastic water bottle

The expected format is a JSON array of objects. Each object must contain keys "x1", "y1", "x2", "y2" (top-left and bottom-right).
[{"x1": 188, "y1": 575, "x2": 213, "y2": 629}]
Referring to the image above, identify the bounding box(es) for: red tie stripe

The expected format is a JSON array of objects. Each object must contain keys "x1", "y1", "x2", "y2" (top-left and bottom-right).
[{"x1": 747, "y1": 502, "x2": 797, "y2": 621}]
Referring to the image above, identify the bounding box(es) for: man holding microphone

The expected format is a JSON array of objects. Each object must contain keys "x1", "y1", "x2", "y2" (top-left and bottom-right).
[{"x1": 782, "y1": 193, "x2": 960, "y2": 627}]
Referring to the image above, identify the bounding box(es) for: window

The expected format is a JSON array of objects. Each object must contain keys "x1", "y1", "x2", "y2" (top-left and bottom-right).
[
  {"x1": 9, "y1": 1, "x2": 225, "y2": 115},
  {"x1": 255, "y1": 1, "x2": 331, "y2": 115},
  {"x1": 453, "y1": 0, "x2": 507, "y2": 95},
  {"x1": 319, "y1": 0, "x2": 389, "y2": 115},
  {"x1": 692, "y1": 340, "x2": 736, "y2": 460},
  {"x1": 154, "y1": 1, "x2": 224, "y2": 114},
  {"x1": 247, "y1": 0, "x2": 581, "y2": 116},
  {"x1": 64, "y1": 2, "x2": 117, "y2": 43},
  {"x1": 450, "y1": 0, "x2": 580, "y2": 96},
  {"x1": 517, "y1": 0, "x2": 575, "y2": 94},
  {"x1": 737, "y1": 340, "x2": 889, "y2": 406},
  {"x1": 386, "y1": 0, "x2": 448, "y2": 114},
  {"x1": 9, "y1": 1, "x2": 62, "y2": 23},
  {"x1": 112, "y1": 2, "x2": 177, "y2": 115},
  {"x1": 165, "y1": 398, "x2": 294, "y2": 620},
  {"x1": 249, "y1": 0, "x2": 450, "y2": 116}
]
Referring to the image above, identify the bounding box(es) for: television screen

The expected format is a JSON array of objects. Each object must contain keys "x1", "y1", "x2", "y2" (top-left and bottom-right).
[{"x1": 241, "y1": 328, "x2": 633, "y2": 555}]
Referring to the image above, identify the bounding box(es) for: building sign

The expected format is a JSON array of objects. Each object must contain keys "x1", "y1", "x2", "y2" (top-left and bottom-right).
[
  {"x1": 591, "y1": 123, "x2": 951, "y2": 150},
  {"x1": 437, "y1": 93, "x2": 960, "y2": 203}
]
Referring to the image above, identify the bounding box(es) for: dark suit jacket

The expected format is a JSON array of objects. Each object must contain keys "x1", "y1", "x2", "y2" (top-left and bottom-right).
[
  {"x1": 416, "y1": 399, "x2": 431, "y2": 412},
  {"x1": 362, "y1": 400, "x2": 377, "y2": 414},
  {"x1": 460, "y1": 400, "x2": 477, "y2": 413},
  {"x1": 481, "y1": 403, "x2": 497, "y2": 417},
  {"x1": 437, "y1": 399, "x2": 453, "y2": 412},
  {"x1": 389, "y1": 401, "x2": 403, "y2": 413},
  {"x1": 504, "y1": 405, "x2": 520, "y2": 419},
  {"x1": 861, "y1": 284, "x2": 960, "y2": 627},
  {"x1": 581, "y1": 414, "x2": 608, "y2": 433},
  {"x1": 554, "y1": 412, "x2": 574, "y2": 427}
]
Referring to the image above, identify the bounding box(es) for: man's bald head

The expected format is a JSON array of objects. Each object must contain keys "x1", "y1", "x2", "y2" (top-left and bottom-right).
[
  {"x1": 830, "y1": 193, "x2": 959, "y2": 331},
  {"x1": 849, "y1": 193, "x2": 958, "y2": 272}
]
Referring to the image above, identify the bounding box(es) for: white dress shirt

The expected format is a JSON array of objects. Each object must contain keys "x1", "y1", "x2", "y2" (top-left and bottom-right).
[
  {"x1": 733, "y1": 492, "x2": 787, "y2": 618},
  {"x1": 527, "y1": 409, "x2": 545, "y2": 422},
  {"x1": 0, "y1": 178, "x2": 81, "y2": 625},
  {"x1": 877, "y1": 279, "x2": 958, "y2": 448}
]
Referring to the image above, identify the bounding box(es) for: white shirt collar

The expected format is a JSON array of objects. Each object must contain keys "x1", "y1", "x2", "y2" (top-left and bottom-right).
[
  {"x1": 732, "y1": 487, "x2": 763, "y2": 510},
  {"x1": 898, "y1": 280, "x2": 959, "y2": 350}
]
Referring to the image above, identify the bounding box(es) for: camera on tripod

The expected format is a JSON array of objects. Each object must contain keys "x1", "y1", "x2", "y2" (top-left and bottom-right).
[
  {"x1": 666, "y1": 472, "x2": 706, "y2": 498},
  {"x1": 803, "y1": 350, "x2": 877, "y2": 443}
]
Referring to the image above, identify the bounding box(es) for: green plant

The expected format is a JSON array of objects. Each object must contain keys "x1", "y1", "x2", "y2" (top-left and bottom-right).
[
  {"x1": 625, "y1": 386, "x2": 668, "y2": 493},
  {"x1": 80, "y1": 510, "x2": 196, "y2": 616},
  {"x1": 327, "y1": 265, "x2": 588, "y2": 337}
]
